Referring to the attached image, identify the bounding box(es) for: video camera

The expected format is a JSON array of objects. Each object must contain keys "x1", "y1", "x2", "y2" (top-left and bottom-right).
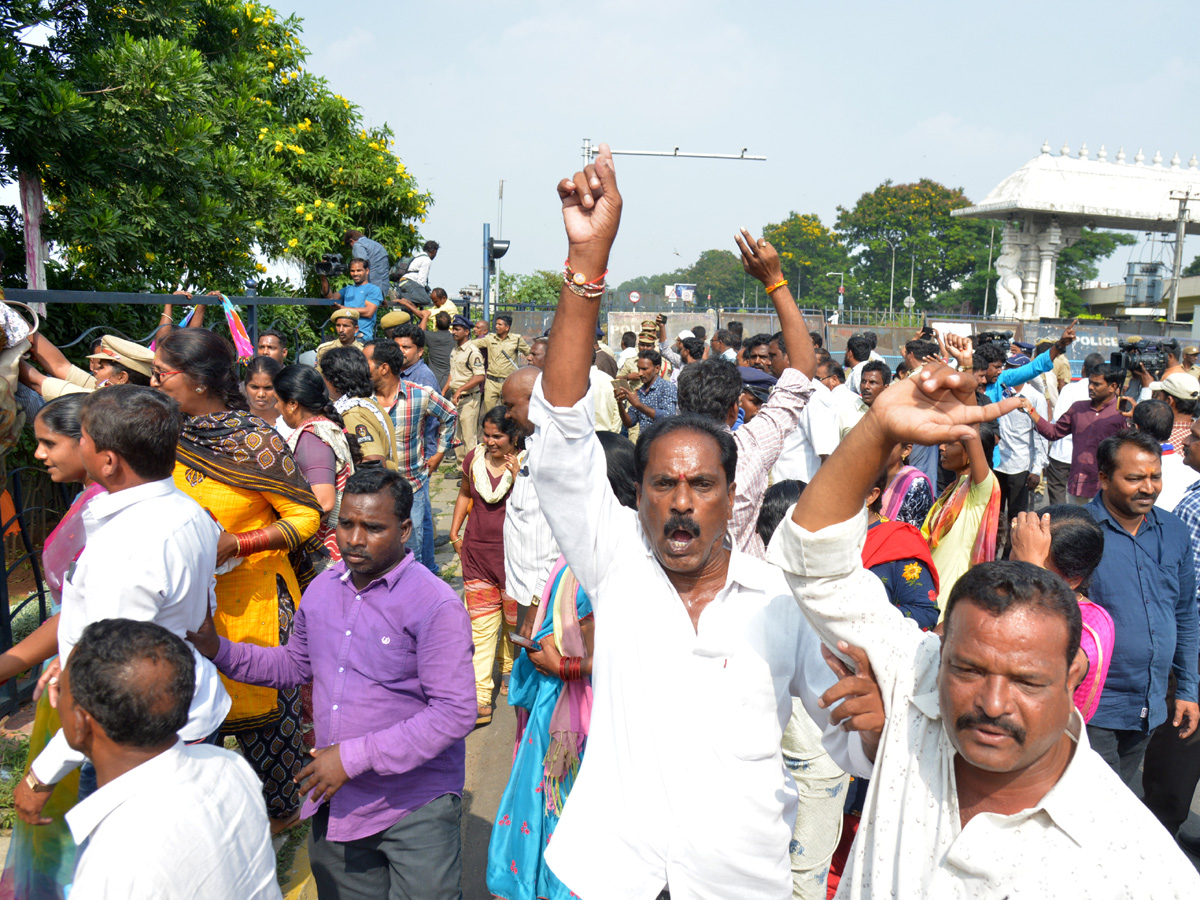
[
  {"x1": 970, "y1": 330, "x2": 1014, "y2": 353},
  {"x1": 315, "y1": 253, "x2": 347, "y2": 277},
  {"x1": 1111, "y1": 338, "x2": 1169, "y2": 380}
]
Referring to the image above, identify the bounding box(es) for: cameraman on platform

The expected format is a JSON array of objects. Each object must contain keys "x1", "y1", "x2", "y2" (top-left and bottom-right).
[{"x1": 321, "y1": 257, "x2": 381, "y2": 341}]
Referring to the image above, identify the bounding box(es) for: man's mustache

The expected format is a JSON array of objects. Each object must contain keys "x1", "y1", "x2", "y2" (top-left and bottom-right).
[
  {"x1": 663, "y1": 515, "x2": 700, "y2": 539},
  {"x1": 956, "y1": 711, "x2": 1026, "y2": 745}
]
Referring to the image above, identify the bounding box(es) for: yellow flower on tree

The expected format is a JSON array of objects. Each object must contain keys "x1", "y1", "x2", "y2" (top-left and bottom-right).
[
  {"x1": 288, "y1": 238, "x2": 298, "y2": 248},
  {"x1": 305, "y1": 213, "x2": 313, "y2": 221},
  {"x1": 295, "y1": 205, "x2": 305, "y2": 214}
]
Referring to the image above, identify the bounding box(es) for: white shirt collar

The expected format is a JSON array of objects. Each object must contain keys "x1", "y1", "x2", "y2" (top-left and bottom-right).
[
  {"x1": 912, "y1": 690, "x2": 1097, "y2": 846},
  {"x1": 84, "y1": 477, "x2": 175, "y2": 522},
  {"x1": 66, "y1": 740, "x2": 185, "y2": 845}
]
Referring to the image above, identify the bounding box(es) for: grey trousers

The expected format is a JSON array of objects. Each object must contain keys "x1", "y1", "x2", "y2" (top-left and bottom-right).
[{"x1": 309, "y1": 792, "x2": 463, "y2": 900}]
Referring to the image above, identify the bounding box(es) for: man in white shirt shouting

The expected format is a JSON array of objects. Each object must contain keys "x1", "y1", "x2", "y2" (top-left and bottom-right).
[{"x1": 526, "y1": 144, "x2": 869, "y2": 900}]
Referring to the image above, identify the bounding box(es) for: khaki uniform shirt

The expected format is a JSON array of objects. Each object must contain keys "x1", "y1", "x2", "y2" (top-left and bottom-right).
[
  {"x1": 446, "y1": 342, "x2": 485, "y2": 395},
  {"x1": 316, "y1": 339, "x2": 364, "y2": 365},
  {"x1": 472, "y1": 333, "x2": 531, "y2": 379},
  {"x1": 42, "y1": 364, "x2": 96, "y2": 400}
]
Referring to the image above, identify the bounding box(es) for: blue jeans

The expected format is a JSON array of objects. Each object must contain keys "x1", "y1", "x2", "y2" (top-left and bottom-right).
[{"x1": 407, "y1": 483, "x2": 438, "y2": 575}]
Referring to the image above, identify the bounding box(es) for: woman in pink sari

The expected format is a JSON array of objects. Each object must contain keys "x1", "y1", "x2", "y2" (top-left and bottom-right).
[
  {"x1": 0, "y1": 394, "x2": 99, "y2": 899},
  {"x1": 1010, "y1": 505, "x2": 1114, "y2": 721},
  {"x1": 880, "y1": 441, "x2": 935, "y2": 528}
]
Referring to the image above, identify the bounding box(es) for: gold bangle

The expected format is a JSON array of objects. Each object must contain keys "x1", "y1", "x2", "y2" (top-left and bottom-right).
[{"x1": 765, "y1": 278, "x2": 788, "y2": 294}]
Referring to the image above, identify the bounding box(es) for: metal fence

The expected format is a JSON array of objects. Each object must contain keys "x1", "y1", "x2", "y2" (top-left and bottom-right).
[{"x1": 0, "y1": 467, "x2": 76, "y2": 717}]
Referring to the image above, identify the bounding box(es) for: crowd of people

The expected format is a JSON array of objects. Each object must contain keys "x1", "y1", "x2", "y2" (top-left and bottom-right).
[{"x1": 0, "y1": 145, "x2": 1196, "y2": 899}]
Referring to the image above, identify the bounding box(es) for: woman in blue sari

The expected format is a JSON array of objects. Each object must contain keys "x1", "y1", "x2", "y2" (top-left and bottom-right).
[{"x1": 487, "y1": 431, "x2": 635, "y2": 900}]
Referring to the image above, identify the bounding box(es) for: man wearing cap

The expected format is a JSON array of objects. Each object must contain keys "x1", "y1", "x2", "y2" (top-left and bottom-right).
[
  {"x1": 446, "y1": 316, "x2": 485, "y2": 466},
  {"x1": 316, "y1": 308, "x2": 363, "y2": 364},
  {"x1": 737, "y1": 366, "x2": 776, "y2": 423},
  {"x1": 654, "y1": 315, "x2": 691, "y2": 370},
  {"x1": 20, "y1": 333, "x2": 153, "y2": 400},
  {"x1": 1184, "y1": 345, "x2": 1200, "y2": 380},
  {"x1": 320, "y1": 257, "x2": 381, "y2": 341},
  {"x1": 994, "y1": 352, "x2": 1050, "y2": 528},
  {"x1": 472, "y1": 314, "x2": 531, "y2": 416},
  {"x1": 1146, "y1": 372, "x2": 1200, "y2": 453},
  {"x1": 378, "y1": 307, "x2": 412, "y2": 339}
]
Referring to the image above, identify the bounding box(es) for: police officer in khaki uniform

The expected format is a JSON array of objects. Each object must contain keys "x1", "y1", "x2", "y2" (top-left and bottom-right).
[
  {"x1": 471, "y1": 313, "x2": 530, "y2": 415},
  {"x1": 315, "y1": 308, "x2": 364, "y2": 365},
  {"x1": 446, "y1": 315, "x2": 486, "y2": 468}
]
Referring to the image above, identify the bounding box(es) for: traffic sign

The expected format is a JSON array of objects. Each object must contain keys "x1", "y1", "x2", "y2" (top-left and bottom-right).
[
  {"x1": 629, "y1": 291, "x2": 640, "y2": 304},
  {"x1": 903, "y1": 295, "x2": 916, "y2": 309}
]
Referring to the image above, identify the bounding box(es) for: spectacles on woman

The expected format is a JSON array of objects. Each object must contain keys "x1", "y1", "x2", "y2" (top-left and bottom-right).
[{"x1": 151, "y1": 367, "x2": 182, "y2": 381}]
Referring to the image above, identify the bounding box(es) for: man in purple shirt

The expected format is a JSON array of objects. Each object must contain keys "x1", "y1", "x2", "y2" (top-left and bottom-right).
[
  {"x1": 188, "y1": 469, "x2": 476, "y2": 900},
  {"x1": 1023, "y1": 362, "x2": 1128, "y2": 503}
]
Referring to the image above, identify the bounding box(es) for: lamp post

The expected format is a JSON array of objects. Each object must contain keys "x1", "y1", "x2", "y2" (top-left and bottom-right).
[
  {"x1": 880, "y1": 237, "x2": 898, "y2": 319},
  {"x1": 826, "y1": 271, "x2": 845, "y2": 321}
]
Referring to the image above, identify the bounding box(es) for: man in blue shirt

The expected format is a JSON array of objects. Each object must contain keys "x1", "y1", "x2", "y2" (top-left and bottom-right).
[
  {"x1": 1144, "y1": 416, "x2": 1200, "y2": 847},
  {"x1": 344, "y1": 229, "x2": 391, "y2": 299},
  {"x1": 321, "y1": 257, "x2": 381, "y2": 341},
  {"x1": 1085, "y1": 429, "x2": 1199, "y2": 787}
]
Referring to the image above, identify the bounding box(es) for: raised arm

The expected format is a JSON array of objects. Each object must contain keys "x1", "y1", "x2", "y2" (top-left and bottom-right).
[
  {"x1": 791, "y1": 363, "x2": 1021, "y2": 534},
  {"x1": 542, "y1": 144, "x2": 622, "y2": 408},
  {"x1": 735, "y1": 229, "x2": 815, "y2": 378},
  {"x1": 25, "y1": 332, "x2": 76, "y2": 381}
]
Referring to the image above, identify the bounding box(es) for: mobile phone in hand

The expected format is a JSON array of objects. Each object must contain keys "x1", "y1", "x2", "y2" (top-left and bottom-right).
[{"x1": 510, "y1": 634, "x2": 541, "y2": 652}]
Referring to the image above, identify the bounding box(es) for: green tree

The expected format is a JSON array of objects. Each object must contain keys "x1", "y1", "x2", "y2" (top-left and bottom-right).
[
  {"x1": 0, "y1": 0, "x2": 429, "y2": 297},
  {"x1": 616, "y1": 268, "x2": 687, "y2": 299},
  {"x1": 835, "y1": 180, "x2": 996, "y2": 311},
  {"x1": 1055, "y1": 229, "x2": 1138, "y2": 316},
  {"x1": 760, "y1": 212, "x2": 855, "y2": 308},
  {"x1": 687, "y1": 249, "x2": 745, "y2": 307},
  {"x1": 508, "y1": 270, "x2": 563, "y2": 308},
  {"x1": 1183, "y1": 254, "x2": 1200, "y2": 278}
]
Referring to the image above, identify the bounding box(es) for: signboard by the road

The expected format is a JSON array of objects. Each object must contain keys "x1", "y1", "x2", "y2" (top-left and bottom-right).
[
  {"x1": 629, "y1": 291, "x2": 640, "y2": 304},
  {"x1": 903, "y1": 295, "x2": 916, "y2": 309},
  {"x1": 665, "y1": 283, "x2": 696, "y2": 303}
]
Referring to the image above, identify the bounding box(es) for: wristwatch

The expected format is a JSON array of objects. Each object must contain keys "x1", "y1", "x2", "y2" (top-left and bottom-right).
[{"x1": 24, "y1": 770, "x2": 54, "y2": 793}]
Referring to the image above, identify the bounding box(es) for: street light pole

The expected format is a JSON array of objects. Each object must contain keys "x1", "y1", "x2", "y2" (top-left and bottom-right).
[{"x1": 881, "y1": 237, "x2": 897, "y2": 319}]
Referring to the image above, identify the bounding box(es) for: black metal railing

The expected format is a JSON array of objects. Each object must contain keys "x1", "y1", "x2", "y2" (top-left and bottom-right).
[{"x1": 0, "y1": 466, "x2": 77, "y2": 717}]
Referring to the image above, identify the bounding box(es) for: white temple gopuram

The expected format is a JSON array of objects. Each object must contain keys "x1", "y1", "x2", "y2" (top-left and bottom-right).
[{"x1": 953, "y1": 141, "x2": 1200, "y2": 321}]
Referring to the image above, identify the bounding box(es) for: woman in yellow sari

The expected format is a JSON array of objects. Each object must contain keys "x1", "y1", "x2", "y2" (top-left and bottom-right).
[{"x1": 153, "y1": 328, "x2": 321, "y2": 831}]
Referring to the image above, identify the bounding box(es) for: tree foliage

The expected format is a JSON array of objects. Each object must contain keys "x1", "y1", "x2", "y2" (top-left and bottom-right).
[
  {"x1": 760, "y1": 213, "x2": 855, "y2": 308},
  {"x1": 835, "y1": 179, "x2": 996, "y2": 311},
  {"x1": 1183, "y1": 254, "x2": 1200, "y2": 278},
  {"x1": 0, "y1": 0, "x2": 430, "y2": 297},
  {"x1": 1055, "y1": 229, "x2": 1137, "y2": 317}
]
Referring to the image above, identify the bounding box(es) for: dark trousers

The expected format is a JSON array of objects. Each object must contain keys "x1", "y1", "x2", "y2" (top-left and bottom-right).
[
  {"x1": 1143, "y1": 669, "x2": 1200, "y2": 836},
  {"x1": 998, "y1": 470, "x2": 1032, "y2": 518},
  {"x1": 1044, "y1": 457, "x2": 1070, "y2": 507},
  {"x1": 309, "y1": 792, "x2": 463, "y2": 900},
  {"x1": 1087, "y1": 723, "x2": 1155, "y2": 788},
  {"x1": 996, "y1": 470, "x2": 1031, "y2": 553}
]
